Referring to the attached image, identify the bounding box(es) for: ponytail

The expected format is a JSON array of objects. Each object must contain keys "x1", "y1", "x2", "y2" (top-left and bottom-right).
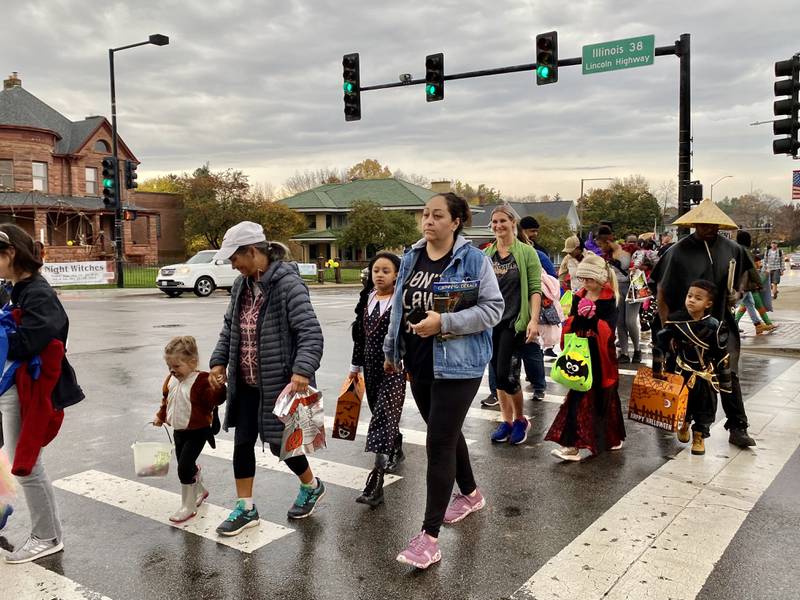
[{"x1": 606, "y1": 262, "x2": 620, "y2": 301}]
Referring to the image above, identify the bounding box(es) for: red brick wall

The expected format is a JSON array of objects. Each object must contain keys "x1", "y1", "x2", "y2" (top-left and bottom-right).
[
  {"x1": 131, "y1": 191, "x2": 185, "y2": 263},
  {"x1": 0, "y1": 127, "x2": 59, "y2": 193}
]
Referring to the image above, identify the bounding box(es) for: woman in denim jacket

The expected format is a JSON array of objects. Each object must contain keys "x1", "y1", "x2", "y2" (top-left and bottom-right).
[{"x1": 384, "y1": 193, "x2": 503, "y2": 570}]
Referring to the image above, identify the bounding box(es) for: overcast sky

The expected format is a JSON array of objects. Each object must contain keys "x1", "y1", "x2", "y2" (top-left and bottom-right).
[{"x1": 3, "y1": 0, "x2": 799, "y2": 201}]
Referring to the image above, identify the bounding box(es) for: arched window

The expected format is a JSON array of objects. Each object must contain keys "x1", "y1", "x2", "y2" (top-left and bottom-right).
[{"x1": 94, "y1": 139, "x2": 111, "y2": 153}]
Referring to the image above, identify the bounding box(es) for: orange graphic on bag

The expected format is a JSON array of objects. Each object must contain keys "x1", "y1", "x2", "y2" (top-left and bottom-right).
[
  {"x1": 628, "y1": 367, "x2": 688, "y2": 432},
  {"x1": 332, "y1": 375, "x2": 365, "y2": 441}
]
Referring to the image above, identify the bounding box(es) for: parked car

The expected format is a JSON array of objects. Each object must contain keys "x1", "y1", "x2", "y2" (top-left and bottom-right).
[
  {"x1": 789, "y1": 253, "x2": 800, "y2": 269},
  {"x1": 156, "y1": 250, "x2": 238, "y2": 297}
]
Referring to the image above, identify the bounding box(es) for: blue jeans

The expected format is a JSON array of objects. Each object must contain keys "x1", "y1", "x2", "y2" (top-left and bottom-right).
[
  {"x1": 489, "y1": 341, "x2": 546, "y2": 395},
  {"x1": 737, "y1": 292, "x2": 761, "y2": 325}
]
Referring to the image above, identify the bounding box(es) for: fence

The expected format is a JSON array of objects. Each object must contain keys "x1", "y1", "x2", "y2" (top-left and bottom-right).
[{"x1": 120, "y1": 262, "x2": 162, "y2": 288}]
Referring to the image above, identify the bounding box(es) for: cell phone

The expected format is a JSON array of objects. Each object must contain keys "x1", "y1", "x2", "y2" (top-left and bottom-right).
[{"x1": 407, "y1": 306, "x2": 428, "y2": 325}]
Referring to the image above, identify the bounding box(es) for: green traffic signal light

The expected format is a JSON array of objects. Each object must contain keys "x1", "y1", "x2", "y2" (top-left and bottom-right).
[
  {"x1": 536, "y1": 65, "x2": 550, "y2": 79},
  {"x1": 343, "y1": 81, "x2": 355, "y2": 94},
  {"x1": 426, "y1": 84, "x2": 438, "y2": 96},
  {"x1": 102, "y1": 178, "x2": 113, "y2": 188}
]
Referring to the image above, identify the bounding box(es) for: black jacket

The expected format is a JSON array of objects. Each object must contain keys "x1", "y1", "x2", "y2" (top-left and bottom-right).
[
  {"x1": 210, "y1": 261, "x2": 323, "y2": 445},
  {"x1": 8, "y1": 274, "x2": 84, "y2": 409}
]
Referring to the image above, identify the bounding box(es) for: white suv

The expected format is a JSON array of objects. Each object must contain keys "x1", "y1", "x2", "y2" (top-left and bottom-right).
[{"x1": 156, "y1": 250, "x2": 238, "y2": 297}]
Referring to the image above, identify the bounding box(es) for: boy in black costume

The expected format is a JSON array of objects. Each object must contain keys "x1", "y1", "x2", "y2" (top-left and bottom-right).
[{"x1": 652, "y1": 280, "x2": 732, "y2": 455}]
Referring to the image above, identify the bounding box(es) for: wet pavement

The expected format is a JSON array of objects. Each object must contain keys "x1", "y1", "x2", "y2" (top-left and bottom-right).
[{"x1": 1, "y1": 289, "x2": 799, "y2": 600}]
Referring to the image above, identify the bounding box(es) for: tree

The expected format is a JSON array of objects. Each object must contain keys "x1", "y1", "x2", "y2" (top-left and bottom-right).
[
  {"x1": 716, "y1": 192, "x2": 784, "y2": 249},
  {"x1": 346, "y1": 159, "x2": 392, "y2": 180},
  {"x1": 528, "y1": 215, "x2": 574, "y2": 257},
  {"x1": 137, "y1": 174, "x2": 181, "y2": 193},
  {"x1": 453, "y1": 181, "x2": 503, "y2": 205},
  {"x1": 383, "y1": 210, "x2": 419, "y2": 249},
  {"x1": 578, "y1": 176, "x2": 660, "y2": 235},
  {"x1": 392, "y1": 169, "x2": 430, "y2": 188},
  {"x1": 336, "y1": 200, "x2": 418, "y2": 253},
  {"x1": 280, "y1": 168, "x2": 345, "y2": 196}
]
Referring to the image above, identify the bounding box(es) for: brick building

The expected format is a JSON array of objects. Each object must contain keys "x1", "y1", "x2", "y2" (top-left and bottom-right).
[{"x1": 0, "y1": 72, "x2": 176, "y2": 263}]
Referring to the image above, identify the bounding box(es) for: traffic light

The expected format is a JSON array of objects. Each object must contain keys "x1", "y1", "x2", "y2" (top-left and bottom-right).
[
  {"x1": 123, "y1": 209, "x2": 138, "y2": 221},
  {"x1": 342, "y1": 53, "x2": 361, "y2": 122},
  {"x1": 101, "y1": 157, "x2": 117, "y2": 208},
  {"x1": 425, "y1": 53, "x2": 444, "y2": 102},
  {"x1": 124, "y1": 160, "x2": 138, "y2": 190},
  {"x1": 773, "y1": 55, "x2": 800, "y2": 157},
  {"x1": 536, "y1": 31, "x2": 558, "y2": 85},
  {"x1": 688, "y1": 180, "x2": 704, "y2": 205}
]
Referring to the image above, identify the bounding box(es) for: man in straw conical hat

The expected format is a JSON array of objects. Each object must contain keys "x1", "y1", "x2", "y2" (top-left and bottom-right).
[{"x1": 650, "y1": 199, "x2": 756, "y2": 448}]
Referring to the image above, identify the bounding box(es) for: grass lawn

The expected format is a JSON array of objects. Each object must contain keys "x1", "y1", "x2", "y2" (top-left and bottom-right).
[{"x1": 303, "y1": 268, "x2": 363, "y2": 284}]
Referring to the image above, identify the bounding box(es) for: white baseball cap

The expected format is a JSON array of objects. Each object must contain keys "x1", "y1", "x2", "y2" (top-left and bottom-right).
[{"x1": 214, "y1": 221, "x2": 267, "y2": 260}]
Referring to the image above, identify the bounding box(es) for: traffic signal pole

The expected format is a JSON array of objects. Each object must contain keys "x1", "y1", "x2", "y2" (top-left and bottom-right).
[
  {"x1": 108, "y1": 48, "x2": 124, "y2": 288},
  {"x1": 351, "y1": 33, "x2": 694, "y2": 224}
]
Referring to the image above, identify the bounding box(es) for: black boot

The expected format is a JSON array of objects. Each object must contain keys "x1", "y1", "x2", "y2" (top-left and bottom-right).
[
  {"x1": 385, "y1": 434, "x2": 405, "y2": 473},
  {"x1": 728, "y1": 428, "x2": 756, "y2": 448},
  {"x1": 356, "y1": 454, "x2": 387, "y2": 507}
]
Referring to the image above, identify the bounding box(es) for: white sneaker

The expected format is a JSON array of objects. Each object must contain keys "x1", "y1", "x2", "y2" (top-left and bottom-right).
[
  {"x1": 4, "y1": 535, "x2": 64, "y2": 564},
  {"x1": 610, "y1": 441, "x2": 624, "y2": 451},
  {"x1": 551, "y1": 446, "x2": 582, "y2": 461}
]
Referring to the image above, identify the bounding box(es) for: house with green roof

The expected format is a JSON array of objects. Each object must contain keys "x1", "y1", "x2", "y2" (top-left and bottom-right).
[{"x1": 280, "y1": 177, "x2": 440, "y2": 262}]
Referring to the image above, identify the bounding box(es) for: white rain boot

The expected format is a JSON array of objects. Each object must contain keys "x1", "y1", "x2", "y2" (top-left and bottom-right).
[
  {"x1": 194, "y1": 467, "x2": 209, "y2": 507},
  {"x1": 169, "y1": 484, "x2": 197, "y2": 523}
]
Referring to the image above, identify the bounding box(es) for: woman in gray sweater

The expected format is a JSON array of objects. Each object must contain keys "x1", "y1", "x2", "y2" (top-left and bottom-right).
[{"x1": 209, "y1": 221, "x2": 324, "y2": 535}]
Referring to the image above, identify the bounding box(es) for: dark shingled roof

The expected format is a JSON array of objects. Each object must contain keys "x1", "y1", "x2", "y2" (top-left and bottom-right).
[
  {"x1": 0, "y1": 191, "x2": 147, "y2": 212},
  {"x1": 0, "y1": 86, "x2": 105, "y2": 155}
]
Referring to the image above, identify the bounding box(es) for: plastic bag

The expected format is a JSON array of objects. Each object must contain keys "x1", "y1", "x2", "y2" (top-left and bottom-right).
[
  {"x1": 273, "y1": 384, "x2": 326, "y2": 461},
  {"x1": 550, "y1": 333, "x2": 593, "y2": 392}
]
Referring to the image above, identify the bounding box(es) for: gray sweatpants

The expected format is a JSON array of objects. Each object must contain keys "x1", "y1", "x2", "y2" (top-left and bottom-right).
[{"x1": 0, "y1": 386, "x2": 63, "y2": 541}]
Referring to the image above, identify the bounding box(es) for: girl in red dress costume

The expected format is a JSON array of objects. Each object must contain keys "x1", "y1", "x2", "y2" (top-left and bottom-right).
[{"x1": 546, "y1": 251, "x2": 626, "y2": 461}]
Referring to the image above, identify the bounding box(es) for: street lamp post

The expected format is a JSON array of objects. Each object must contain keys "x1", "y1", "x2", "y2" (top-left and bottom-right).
[
  {"x1": 579, "y1": 177, "x2": 614, "y2": 233},
  {"x1": 109, "y1": 33, "x2": 169, "y2": 287},
  {"x1": 709, "y1": 175, "x2": 733, "y2": 202}
]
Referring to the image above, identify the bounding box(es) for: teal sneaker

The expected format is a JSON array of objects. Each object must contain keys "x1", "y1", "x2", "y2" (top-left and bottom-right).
[
  {"x1": 215, "y1": 500, "x2": 259, "y2": 537},
  {"x1": 287, "y1": 479, "x2": 326, "y2": 519}
]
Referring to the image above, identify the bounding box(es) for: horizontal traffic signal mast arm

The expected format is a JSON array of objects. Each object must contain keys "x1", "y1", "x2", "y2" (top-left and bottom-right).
[{"x1": 358, "y1": 43, "x2": 680, "y2": 92}]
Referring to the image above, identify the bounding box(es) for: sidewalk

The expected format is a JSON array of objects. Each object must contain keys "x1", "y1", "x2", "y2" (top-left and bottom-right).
[
  {"x1": 740, "y1": 287, "x2": 800, "y2": 357},
  {"x1": 57, "y1": 281, "x2": 363, "y2": 299}
]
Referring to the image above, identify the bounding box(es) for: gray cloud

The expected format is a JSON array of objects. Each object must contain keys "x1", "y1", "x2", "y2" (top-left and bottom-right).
[{"x1": 2, "y1": 0, "x2": 798, "y2": 199}]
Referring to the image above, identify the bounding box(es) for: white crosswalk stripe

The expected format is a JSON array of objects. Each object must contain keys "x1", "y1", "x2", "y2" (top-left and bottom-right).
[
  {"x1": 201, "y1": 439, "x2": 401, "y2": 491},
  {"x1": 53, "y1": 470, "x2": 293, "y2": 553},
  {"x1": 0, "y1": 556, "x2": 114, "y2": 600},
  {"x1": 512, "y1": 360, "x2": 800, "y2": 600},
  {"x1": 323, "y1": 415, "x2": 475, "y2": 446}
]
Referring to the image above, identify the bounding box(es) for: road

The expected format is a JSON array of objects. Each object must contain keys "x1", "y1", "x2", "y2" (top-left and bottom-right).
[{"x1": 2, "y1": 289, "x2": 799, "y2": 600}]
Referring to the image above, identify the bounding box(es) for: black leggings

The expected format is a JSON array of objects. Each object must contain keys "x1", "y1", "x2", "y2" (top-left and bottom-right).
[
  {"x1": 491, "y1": 324, "x2": 522, "y2": 394},
  {"x1": 409, "y1": 377, "x2": 481, "y2": 538},
  {"x1": 174, "y1": 427, "x2": 210, "y2": 485},
  {"x1": 233, "y1": 382, "x2": 309, "y2": 480}
]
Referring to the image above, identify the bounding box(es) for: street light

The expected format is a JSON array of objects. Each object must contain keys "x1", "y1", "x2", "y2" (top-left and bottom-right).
[
  {"x1": 108, "y1": 33, "x2": 169, "y2": 287},
  {"x1": 709, "y1": 175, "x2": 733, "y2": 201}
]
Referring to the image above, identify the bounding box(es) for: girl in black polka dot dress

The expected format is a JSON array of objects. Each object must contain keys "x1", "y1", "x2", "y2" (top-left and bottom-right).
[{"x1": 349, "y1": 252, "x2": 406, "y2": 507}]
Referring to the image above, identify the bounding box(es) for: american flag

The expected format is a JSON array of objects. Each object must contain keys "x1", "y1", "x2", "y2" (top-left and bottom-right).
[{"x1": 794, "y1": 169, "x2": 800, "y2": 200}]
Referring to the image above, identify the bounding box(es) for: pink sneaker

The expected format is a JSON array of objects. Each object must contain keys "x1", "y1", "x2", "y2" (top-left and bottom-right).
[
  {"x1": 396, "y1": 532, "x2": 441, "y2": 569},
  {"x1": 443, "y1": 488, "x2": 486, "y2": 524}
]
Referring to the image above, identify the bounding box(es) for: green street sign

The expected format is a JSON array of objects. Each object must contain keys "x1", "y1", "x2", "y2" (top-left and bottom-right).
[{"x1": 582, "y1": 35, "x2": 655, "y2": 75}]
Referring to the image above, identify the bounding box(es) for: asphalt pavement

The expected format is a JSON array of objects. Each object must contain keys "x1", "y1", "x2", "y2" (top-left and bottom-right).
[{"x1": 2, "y1": 289, "x2": 799, "y2": 600}]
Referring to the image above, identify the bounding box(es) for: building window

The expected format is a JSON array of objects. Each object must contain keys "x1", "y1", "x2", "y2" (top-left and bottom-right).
[
  {"x1": 94, "y1": 140, "x2": 111, "y2": 153},
  {"x1": 306, "y1": 215, "x2": 315, "y2": 230},
  {"x1": 85, "y1": 167, "x2": 98, "y2": 195},
  {"x1": 32, "y1": 162, "x2": 48, "y2": 192},
  {"x1": 326, "y1": 214, "x2": 333, "y2": 229},
  {"x1": 0, "y1": 160, "x2": 12, "y2": 189}
]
